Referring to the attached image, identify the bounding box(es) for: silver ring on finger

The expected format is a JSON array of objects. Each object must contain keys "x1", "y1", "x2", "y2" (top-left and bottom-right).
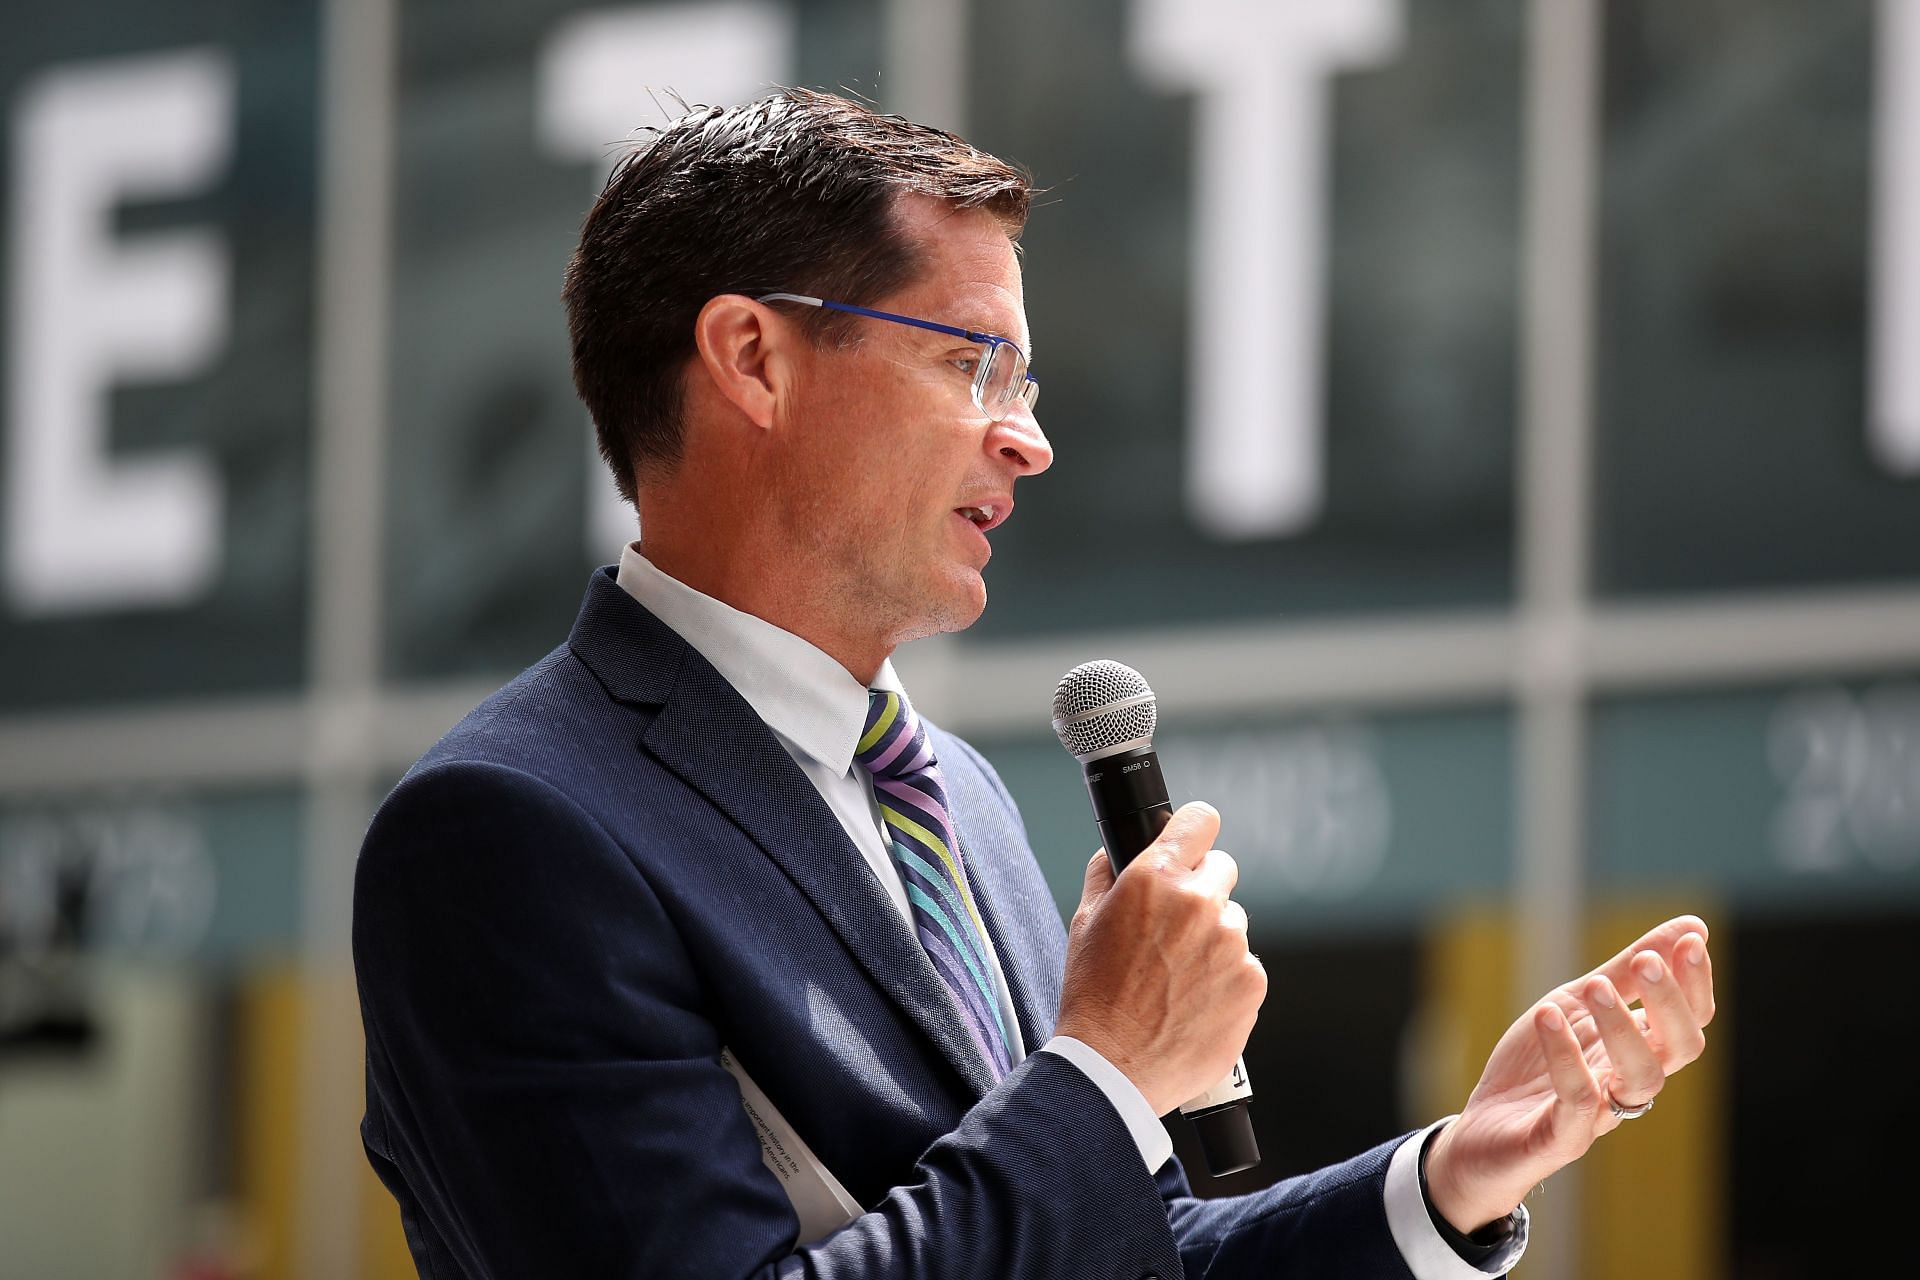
[{"x1": 1607, "y1": 1091, "x2": 1655, "y2": 1121}]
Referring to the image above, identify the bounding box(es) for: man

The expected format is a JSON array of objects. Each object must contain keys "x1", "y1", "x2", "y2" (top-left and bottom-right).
[{"x1": 353, "y1": 89, "x2": 1715, "y2": 1278}]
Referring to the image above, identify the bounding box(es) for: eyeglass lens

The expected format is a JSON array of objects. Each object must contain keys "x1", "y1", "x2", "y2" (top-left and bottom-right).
[{"x1": 976, "y1": 341, "x2": 1038, "y2": 420}]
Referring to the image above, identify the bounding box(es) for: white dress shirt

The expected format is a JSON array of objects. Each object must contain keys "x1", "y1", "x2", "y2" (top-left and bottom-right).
[{"x1": 615, "y1": 544, "x2": 1524, "y2": 1278}]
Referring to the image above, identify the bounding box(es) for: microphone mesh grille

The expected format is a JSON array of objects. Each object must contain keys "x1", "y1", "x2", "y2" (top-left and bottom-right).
[{"x1": 1052, "y1": 660, "x2": 1157, "y2": 760}]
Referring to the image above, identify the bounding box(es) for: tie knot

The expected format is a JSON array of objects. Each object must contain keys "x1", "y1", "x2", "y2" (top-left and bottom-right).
[{"x1": 856, "y1": 689, "x2": 930, "y2": 782}]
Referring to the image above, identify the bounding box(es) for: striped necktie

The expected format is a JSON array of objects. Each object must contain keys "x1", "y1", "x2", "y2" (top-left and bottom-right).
[{"x1": 855, "y1": 689, "x2": 1013, "y2": 1080}]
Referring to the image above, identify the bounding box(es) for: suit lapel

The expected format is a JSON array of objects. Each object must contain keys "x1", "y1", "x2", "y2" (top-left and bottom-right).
[{"x1": 568, "y1": 571, "x2": 999, "y2": 1099}]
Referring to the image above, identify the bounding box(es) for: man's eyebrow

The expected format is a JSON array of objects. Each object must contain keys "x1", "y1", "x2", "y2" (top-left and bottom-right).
[{"x1": 959, "y1": 319, "x2": 1033, "y2": 362}]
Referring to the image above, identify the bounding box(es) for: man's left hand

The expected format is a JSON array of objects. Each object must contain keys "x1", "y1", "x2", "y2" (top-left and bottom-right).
[{"x1": 1422, "y1": 915, "x2": 1717, "y2": 1233}]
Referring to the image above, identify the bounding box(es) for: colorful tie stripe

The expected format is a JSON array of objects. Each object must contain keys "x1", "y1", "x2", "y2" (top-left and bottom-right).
[{"x1": 855, "y1": 689, "x2": 1013, "y2": 1079}]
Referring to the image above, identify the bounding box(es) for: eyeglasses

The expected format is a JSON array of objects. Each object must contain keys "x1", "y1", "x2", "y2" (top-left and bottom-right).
[{"x1": 756, "y1": 292, "x2": 1040, "y2": 421}]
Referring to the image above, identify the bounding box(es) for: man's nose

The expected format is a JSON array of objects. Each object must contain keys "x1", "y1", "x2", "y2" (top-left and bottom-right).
[{"x1": 989, "y1": 404, "x2": 1053, "y2": 476}]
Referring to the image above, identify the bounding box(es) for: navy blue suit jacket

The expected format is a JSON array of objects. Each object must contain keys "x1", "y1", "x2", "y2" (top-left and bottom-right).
[{"x1": 354, "y1": 569, "x2": 1421, "y2": 1278}]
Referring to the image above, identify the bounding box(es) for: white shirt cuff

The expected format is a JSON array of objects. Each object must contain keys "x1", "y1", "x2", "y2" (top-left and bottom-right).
[
  {"x1": 1385, "y1": 1117, "x2": 1529, "y2": 1279},
  {"x1": 1040, "y1": 1035, "x2": 1175, "y2": 1175}
]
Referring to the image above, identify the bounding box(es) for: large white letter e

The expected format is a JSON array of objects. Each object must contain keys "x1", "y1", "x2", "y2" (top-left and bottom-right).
[{"x1": 7, "y1": 49, "x2": 233, "y2": 615}]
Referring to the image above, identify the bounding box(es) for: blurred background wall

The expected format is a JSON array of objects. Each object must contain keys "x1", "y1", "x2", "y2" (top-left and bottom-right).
[{"x1": 1, "y1": 0, "x2": 1916, "y2": 1276}]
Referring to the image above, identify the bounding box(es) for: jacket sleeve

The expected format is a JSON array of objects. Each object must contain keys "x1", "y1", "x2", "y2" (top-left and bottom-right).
[
  {"x1": 1156, "y1": 1136, "x2": 1418, "y2": 1278},
  {"x1": 353, "y1": 759, "x2": 1184, "y2": 1280}
]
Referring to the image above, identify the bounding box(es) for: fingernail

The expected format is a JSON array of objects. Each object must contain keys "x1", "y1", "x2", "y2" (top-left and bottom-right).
[
  {"x1": 1540, "y1": 1005, "x2": 1564, "y2": 1030},
  {"x1": 1683, "y1": 933, "x2": 1706, "y2": 965},
  {"x1": 1635, "y1": 953, "x2": 1663, "y2": 984},
  {"x1": 1588, "y1": 979, "x2": 1616, "y2": 1009}
]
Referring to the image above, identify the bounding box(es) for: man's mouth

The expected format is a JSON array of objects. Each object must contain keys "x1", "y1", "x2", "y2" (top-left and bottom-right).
[{"x1": 954, "y1": 500, "x2": 1011, "y2": 532}]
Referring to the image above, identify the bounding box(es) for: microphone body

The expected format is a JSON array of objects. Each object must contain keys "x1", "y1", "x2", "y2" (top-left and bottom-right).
[
  {"x1": 1083, "y1": 745, "x2": 1175, "y2": 874},
  {"x1": 1053, "y1": 662, "x2": 1260, "y2": 1178}
]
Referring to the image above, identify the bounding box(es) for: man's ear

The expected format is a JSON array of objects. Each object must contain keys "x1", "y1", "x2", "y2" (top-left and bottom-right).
[{"x1": 691, "y1": 294, "x2": 792, "y2": 430}]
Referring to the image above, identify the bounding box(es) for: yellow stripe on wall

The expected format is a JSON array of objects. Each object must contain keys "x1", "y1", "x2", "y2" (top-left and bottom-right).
[
  {"x1": 237, "y1": 967, "x2": 300, "y2": 1280},
  {"x1": 1579, "y1": 902, "x2": 1726, "y2": 1280},
  {"x1": 235, "y1": 968, "x2": 420, "y2": 1280}
]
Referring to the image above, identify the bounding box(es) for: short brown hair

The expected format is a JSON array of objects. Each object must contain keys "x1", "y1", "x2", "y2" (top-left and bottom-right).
[{"x1": 563, "y1": 88, "x2": 1033, "y2": 502}]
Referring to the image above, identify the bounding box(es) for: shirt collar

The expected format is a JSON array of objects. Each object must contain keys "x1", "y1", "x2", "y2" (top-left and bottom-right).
[{"x1": 614, "y1": 543, "x2": 902, "y2": 776}]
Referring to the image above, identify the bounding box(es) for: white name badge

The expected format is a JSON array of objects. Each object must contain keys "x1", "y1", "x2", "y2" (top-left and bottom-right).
[
  {"x1": 1178, "y1": 1055, "x2": 1254, "y2": 1114},
  {"x1": 720, "y1": 1047, "x2": 862, "y2": 1244}
]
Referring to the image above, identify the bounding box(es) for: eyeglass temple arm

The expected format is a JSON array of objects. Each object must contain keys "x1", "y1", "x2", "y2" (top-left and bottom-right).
[
  {"x1": 758, "y1": 293, "x2": 1036, "y2": 404},
  {"x1": 755, "y1": 293, "x2": 987, "y2": 344}
]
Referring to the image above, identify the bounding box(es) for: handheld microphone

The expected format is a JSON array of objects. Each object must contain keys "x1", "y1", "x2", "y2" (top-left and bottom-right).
[{"x1": 1050, "y1": 660, "x2": 1259, "y2": 1178}]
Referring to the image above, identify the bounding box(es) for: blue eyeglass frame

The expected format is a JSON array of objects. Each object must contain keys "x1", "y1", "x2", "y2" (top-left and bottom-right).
[{"x1": 755, "y1": 292, "x2": 1040, "y2": 419}]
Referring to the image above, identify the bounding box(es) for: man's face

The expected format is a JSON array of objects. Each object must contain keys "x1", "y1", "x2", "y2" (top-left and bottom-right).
[{"x1": 771, "y1": 197, "x2": 1053, "y2": 649}]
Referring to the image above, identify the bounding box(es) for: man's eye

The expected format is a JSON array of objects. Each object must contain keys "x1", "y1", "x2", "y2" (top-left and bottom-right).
[{"x1": 950, "y1": 354, "x2": 980, "y2": 375}]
